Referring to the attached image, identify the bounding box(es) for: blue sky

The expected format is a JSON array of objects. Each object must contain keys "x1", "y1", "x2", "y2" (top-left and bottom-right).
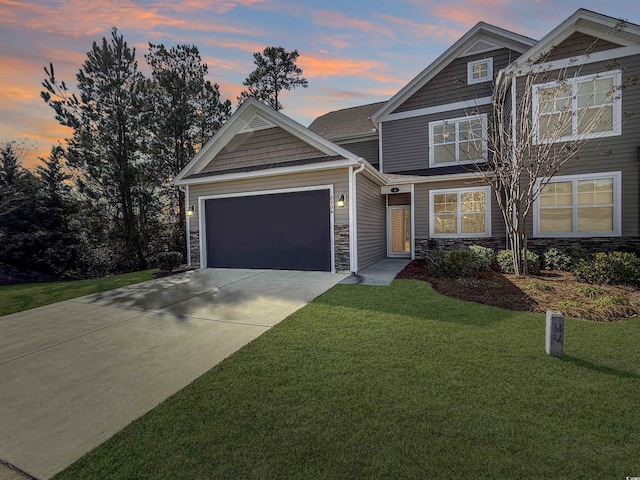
[{"x1": 0, "y1": 0, "x2": 637, "y2": 167}]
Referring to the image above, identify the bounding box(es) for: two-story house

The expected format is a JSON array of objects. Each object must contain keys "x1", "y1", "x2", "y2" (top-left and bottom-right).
[{"x1": 174, "y1": 9, "x2": 640, "y2": 274}]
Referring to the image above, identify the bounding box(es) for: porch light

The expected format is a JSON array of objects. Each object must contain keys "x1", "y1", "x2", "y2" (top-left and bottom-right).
[
  {"x1": 187, "y1": 205, "x2": 195, "y2": 216},
  {"x1": 337, "y1": 194, "x2": 346, "y2": 208}
]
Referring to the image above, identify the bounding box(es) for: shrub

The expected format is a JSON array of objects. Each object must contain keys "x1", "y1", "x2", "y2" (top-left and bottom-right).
[
  {"x1": 442, "y1": 249, "x2": 475, "y2": 278},
  {"x1": 593, "y1": 295, "x2": 630, "y2": 308},
  {"x1": 425, "y1": 248, "x2": 476, "y2": 278},
  {"x1": 543, "y1": 246, "x2": 589, "y2": 272},
  {"x1": 576, "y1": 285, "x2": 607, "y2": 298},
  {"x1": 425, "y1": 248, "x2": 445, "y2": 275},
  {"x1": 526, "y1": 282, "x2": 554, "y2": 292},
  {"x1": 573, "y1": 251, "x2": 640, "y2": 286},
  {"x1": 497, "y1": 249, "x2": 540, "y2": 275},
  {"x1": 156, "y1": 251, "x2": 183, "y2": 272},
  {"x1": 468, "y1": 245, "x2": 495, "y2": 271}
]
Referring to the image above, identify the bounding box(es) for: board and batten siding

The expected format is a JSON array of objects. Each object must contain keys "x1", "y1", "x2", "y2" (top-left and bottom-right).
[
  {"x1": 393, "y1": 48, "x2": 521, "y2": 113},
  {"x1": 338, "y1": 138, "x2": 379, "y2": 168},
  {"x1": 201, "y1": 127, "x2": 325, "y2": 173},
  {"x1": 517, "y1": 52, "x2": 640, "y2": 237},
  {"x1": 414, "y1": 179, "x2": 505, "y2": 240},
  {"x1": 356, "y1": 173, "x2": 386, "y2": 270},
  {"x1": 381, "y1": 105, "x2": 491, "y2": 174},
  {"x1": 187, "y1": 168, "x2": 351, "y2": 233}
]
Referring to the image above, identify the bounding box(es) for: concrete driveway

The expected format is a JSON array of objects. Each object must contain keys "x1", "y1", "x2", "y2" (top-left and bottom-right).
[{"x1": 0, "y1": 268, "x2": 347, "y2": 480}]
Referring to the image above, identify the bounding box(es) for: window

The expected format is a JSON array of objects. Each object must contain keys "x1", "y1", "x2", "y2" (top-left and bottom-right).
[
  {"x1": 429, "y1": 114, "x2": 487, "y2": 167},
  {"x1": 533, "y1": 70, "x2": 621, "y2": 143},
  {"x1": 534, "y1": 172, "x2": 621, "y2": 237},
  {"x1": 429, "y1": 186, "x2": 491, "y2": 238},
  {"x1": 467, "y1": 58, "x2": 493, "y2": 85}
]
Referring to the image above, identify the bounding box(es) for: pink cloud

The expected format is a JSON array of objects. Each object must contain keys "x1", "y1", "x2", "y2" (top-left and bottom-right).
[
  {"x1": 298, "y1": 54, "x2": 403, "y2": 85},
  {"x1": 311, "y1": 9, "x2": 395, "y2": 39},
  {"x1": 0, "y1": 0, "x2": 256, "y2": 39}
]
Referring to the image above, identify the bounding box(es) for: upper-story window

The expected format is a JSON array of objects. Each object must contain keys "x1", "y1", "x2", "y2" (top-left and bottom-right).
[
  {"x1": 429, "y1": 114, "x2": 487, "y2": 167},
  {"x1": 467, "y1": 58, "x2": 493, "y2": 85},
  {"x1": 532, "y1": 70, "x2": 621, "y2": 144}
]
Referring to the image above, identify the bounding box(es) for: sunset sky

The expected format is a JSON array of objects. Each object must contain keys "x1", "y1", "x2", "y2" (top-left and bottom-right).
[{"x1": 1, "y1": 0, "x2": 637, "y2": 169}]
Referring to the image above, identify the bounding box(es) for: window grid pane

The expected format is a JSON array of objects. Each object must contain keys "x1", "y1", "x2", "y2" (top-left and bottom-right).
[
  {"x1": 537, "y1": 74, "x2": 617, "y2": 141},
  {"x1": 539, "y1": 177, "x2": 615, "y2": 235},
  {"x1": 432, "y1": 190, "x2": 487, "y2": 236},
  {"x1": 431, "y1": 117, "x2": 484, "y2": 164}
]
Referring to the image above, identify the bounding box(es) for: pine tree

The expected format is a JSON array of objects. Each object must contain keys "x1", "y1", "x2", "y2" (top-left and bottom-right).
[{"x1": 237, "y1": 46, "x2": 308, "y2": 110}]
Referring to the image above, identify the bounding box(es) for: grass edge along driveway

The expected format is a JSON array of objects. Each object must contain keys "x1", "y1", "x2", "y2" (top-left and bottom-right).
[
  {"x1": 0, "y1": 269, "x2": 156, "y2": 316},
  {"x1": 53, "y1": 279, "x2": 640, "y2": 479}
]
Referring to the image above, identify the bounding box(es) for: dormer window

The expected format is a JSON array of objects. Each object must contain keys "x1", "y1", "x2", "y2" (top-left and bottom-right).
[{"x1": 467, "y1": 58, "x2": 493, "y2": 85}]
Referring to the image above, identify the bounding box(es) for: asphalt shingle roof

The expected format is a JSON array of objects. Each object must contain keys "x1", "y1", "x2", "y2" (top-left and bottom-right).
[{"x1": 308, "y1": 101, "x2": 386, "y2": 141}]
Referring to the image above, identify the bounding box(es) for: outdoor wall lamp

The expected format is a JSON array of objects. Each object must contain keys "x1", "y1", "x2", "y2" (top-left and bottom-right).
[
  {"x1": 337, "y1": 194, "x2": 347, "y2": 208},
  {"x1": 187, "y1": 205, "x2": 195, "y2": 216}
]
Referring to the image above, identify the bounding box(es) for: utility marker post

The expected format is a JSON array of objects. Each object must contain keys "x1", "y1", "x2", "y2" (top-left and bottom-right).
[{"x1": 545, "y1": 310, "x2": 564, "y2": 357}]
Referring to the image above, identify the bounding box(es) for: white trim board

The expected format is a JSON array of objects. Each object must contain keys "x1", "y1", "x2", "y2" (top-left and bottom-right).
[
  {"x1": 532, "y1": 171, "x2": 622, "y2": 238},
  {"x1": 177, "y1": 158, "x2": 356, "y2": 186},
  {"x1": 380, "y1": 97, "x2": 492, "y2": 123},
  {"x1": 429, "y1": 185, "x2": 492, "y2": 239},
  {"x1": 197, "y1": 184, "x2": 337, "y2": 273}
]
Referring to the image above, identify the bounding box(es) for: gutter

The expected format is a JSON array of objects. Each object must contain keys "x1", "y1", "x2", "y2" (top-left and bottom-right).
[{"x1": 349, "y1": 159, "x2": 367, "y2": 273}]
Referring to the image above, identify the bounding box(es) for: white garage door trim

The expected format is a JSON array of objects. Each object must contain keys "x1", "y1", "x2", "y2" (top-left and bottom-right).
[{"x1": 198, "y1": 184, "x2": 336, "y2": 273}]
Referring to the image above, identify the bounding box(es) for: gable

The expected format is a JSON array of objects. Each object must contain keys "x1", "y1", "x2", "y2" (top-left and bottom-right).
[
  {"x1": 545, "y1": 32, "x2": 624, "y2": 62},
  {"x1": 371, "y1": 22, "x2": 536, "y2": 123},
  {"x1": 393, "y1": 48, "x2": 520, "y2": 114},
  {"x1": 201, "y1": 126, "x2": 327, "y2": 174}
]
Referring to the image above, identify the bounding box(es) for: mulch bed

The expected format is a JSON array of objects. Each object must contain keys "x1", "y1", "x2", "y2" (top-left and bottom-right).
[{"x1": 396, "y1": 260, "x2": 640, "y2": 322}]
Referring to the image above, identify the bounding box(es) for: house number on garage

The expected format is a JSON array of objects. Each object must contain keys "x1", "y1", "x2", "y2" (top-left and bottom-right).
[{"x1": 329, "y1": 196, "x2": 334, "y2": 213}]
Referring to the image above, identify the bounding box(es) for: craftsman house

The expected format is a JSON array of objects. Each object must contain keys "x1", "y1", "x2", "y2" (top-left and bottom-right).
[{"x1": 174, "y1": 9, "x2": 640, "y2": 273}]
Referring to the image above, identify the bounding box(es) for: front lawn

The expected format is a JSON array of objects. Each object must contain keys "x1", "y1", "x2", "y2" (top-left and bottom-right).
[
  {"x1": 54, "y1": 280, "x2": 640, "y2": 479},
  {"x1": 0, "y1": 269, "x2": 156, "y2": 316}
]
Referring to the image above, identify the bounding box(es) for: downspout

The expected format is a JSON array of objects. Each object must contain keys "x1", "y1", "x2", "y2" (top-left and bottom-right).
[
  {"x1": 349, "y1": 159, "x2": 366, "y2": 273},
  {"x1": 178, "y1": 185, "x2": 191, "y2": 267}
]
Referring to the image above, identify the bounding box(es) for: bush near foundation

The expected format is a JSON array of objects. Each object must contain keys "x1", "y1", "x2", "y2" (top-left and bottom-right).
[
  {"x1": 497, "y1": 250, "x2": 541, "y2": 275},
  {"x1": 573, "y1": 251, "x2": 640, "y2": 286},
  {"x1": 156, "y1": 252, "x2": 184, "y2": 272}
]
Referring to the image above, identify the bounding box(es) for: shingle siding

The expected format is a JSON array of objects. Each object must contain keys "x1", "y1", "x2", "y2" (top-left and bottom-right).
[
  {"x1": 356, "y1": 173, "x2": 386, "y2": 269},
  {"x1": 393, "y1": 48, "x2": 520, "y2": 113},
  {"x1": 202, "y1": 127, "x2": 325, "y2": 173},
  {"x1": 545, "y1": 32, "x2": 623, "y2": 62}
]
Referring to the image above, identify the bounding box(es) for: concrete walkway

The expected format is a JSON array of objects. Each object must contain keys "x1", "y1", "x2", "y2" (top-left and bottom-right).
[
  {"x1": 340, "y1": 258, "x2": 411, "y2": 286},
  {"x1": 0, "y1": 268, "x2": 347, "y2": 480}
]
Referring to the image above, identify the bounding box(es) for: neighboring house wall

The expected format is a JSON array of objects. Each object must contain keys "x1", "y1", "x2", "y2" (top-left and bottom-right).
[
  {"x1": 338, "y1": 138, "x2": 379, "y2": 168},
  {"x1": 413, "y1": 180, "x2": 506, "y2": 257},
  {"x1": 201, "y1": 127, "x2": 325, "y2": 173},
  {"x1": 393, "y1": 48, "x2": 519, "y2": 113},
  {"x1": 186, "y1": 168, "x2": 351, "y2": 269},
  {"x1": 356, "y1": 173, "x2": 386, "y2": 269}
]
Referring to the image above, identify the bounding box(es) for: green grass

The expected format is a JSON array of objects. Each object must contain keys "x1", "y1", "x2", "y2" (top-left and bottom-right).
[
  {"x1": 54, "y1": 280, "x2": 640, "y2": 480},
  {"x1": 0, "y1": 269, "x2": 157, "y2": 316}
]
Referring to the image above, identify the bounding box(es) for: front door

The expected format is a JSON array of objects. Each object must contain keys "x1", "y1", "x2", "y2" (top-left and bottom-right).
[{"x1": 388, "y1": 206, "x2": 411, "y2": 257}]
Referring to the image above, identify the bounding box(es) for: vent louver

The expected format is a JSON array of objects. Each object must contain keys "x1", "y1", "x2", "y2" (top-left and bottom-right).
[
  {"x1": 240, "y1": 114, "x2": 277, "y2": 133},
  {"x1": 463, "y1": 40, "x2": 499, "y2": 56}
]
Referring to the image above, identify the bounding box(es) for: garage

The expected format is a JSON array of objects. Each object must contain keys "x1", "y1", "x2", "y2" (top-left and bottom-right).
[{"x1": 204, "y1": 188, "x2": 332, "y2": 271}]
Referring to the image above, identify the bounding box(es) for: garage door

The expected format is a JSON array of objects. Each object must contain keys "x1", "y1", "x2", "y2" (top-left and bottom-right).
[{"x1": 205, "y1": 189, "x2": 331, "y2": 271}]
